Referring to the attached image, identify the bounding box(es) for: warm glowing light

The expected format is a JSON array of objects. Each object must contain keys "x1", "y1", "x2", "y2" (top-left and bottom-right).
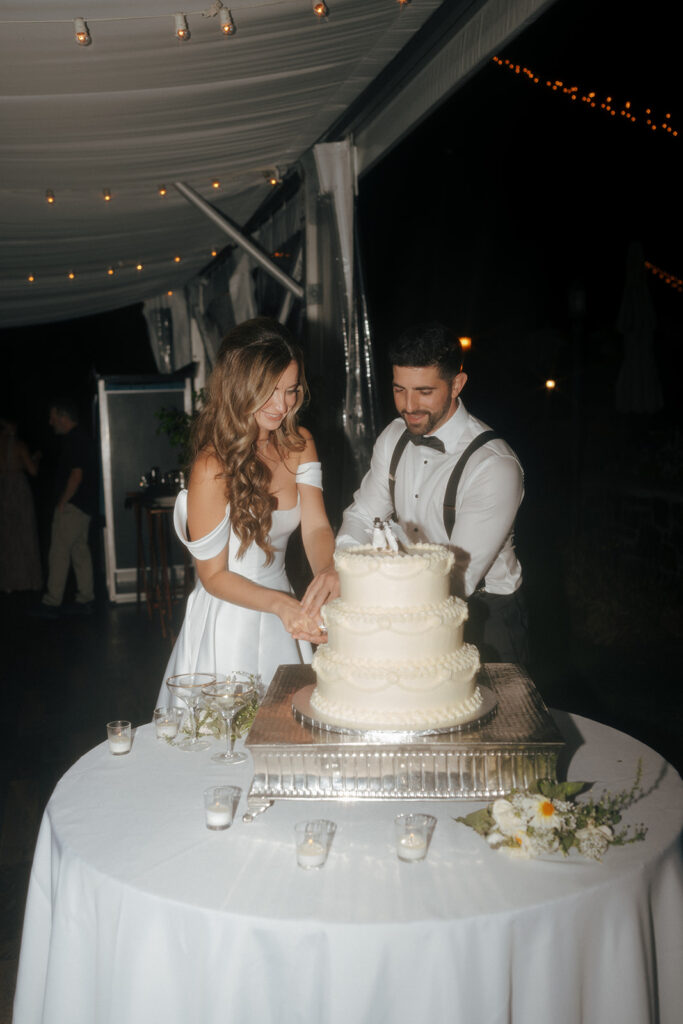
[
  {"x1": 211, "y1": 249, "x2": 217, "y2": 257},
  {"x1": 459, "y1": 336, "x2": 472, "y2": 350},
  {"x1": 158, "y1": 186, "x2": 167, "y2": 197},
  {"x1": 174, "y1": 14, "x2": 190, "y2": 41},
  {"x1": 68, "y1": 272, "x2": 75, "y2": 280},
  {"x1": 545, "y1": 379, "x2": 556, "y2": 390},
  {"x1": 103, "y1": 188, "x2": 112, "y2": 202},
  {"x1": 107, "y1": 267, "x2": 115, "y2": 276},
  {"x1": 174, "y1": 256, "x2": 181, "y2": 263},
  {"x1": 46, "y1": 190, "x2": 55, "y2": 204},
  {"x1": 136, "y1": 263, "x2": 143, "y2": 271},
  {"x1": 74, "y1": 18, "x2": 91, "y2": 46},
  {"x1": 211, "y1": 179, "x2": 220, "y2": 190},
  {"x1": 313, "y1": 1, "x2": 328, "y2": 16},
  {"x1": 27, "y1": 274, "x2": 35, "y2": 283},
  {"x1": 219, "y1": 8, "x2": 235, "y2": 34},
  {"x1": 493, "y1": 60, "x2": 679, "y2": 140},
  {"x1": 167, "y1": 290, "x2": 173, "y2": 296}
]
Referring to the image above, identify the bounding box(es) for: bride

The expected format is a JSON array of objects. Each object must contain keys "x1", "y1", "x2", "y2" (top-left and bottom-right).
[{"x1": 156, "y1": 317, "x2": 337, "y2": 708}]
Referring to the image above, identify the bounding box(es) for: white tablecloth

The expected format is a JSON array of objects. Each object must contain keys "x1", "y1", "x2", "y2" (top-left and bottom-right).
[{"x1": 13, "y1": 712, "x2": 683, "y2": 1024}]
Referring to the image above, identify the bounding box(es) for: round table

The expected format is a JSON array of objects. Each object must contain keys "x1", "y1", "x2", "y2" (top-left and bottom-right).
[{"x1": 13, "y1": 712, "x2": 683, "y2": 1024}]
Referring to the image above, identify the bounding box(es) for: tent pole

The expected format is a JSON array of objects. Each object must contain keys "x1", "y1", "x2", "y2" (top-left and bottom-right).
[{"x1": 173, "y1": 181, "x2": 304, "y2": 301}]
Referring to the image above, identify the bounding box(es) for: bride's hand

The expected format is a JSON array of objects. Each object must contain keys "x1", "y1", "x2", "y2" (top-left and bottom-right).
[
  {"x1": 273, "y1": 595, "x2": 327, "y2": 644},
  {"x1": 301, "y1": 566, "x2": 340, "y2": 620}
]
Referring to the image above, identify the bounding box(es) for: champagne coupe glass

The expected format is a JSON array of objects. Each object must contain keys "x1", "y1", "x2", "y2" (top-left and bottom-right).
[
  {"x1": 165, "y1": 673, "x2": 215, "y2": 752},
  {"x1": 203, "y1": 672, "x2": 260, "y2": 765}
]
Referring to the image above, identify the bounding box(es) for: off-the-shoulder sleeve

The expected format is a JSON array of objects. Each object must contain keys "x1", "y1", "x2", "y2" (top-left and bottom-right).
[
  {"x1": 296, "y1": 461, "x2": 323, "y2": 489},
  {"x1": 173, "y1": 489, "x2": 230, "y2": 560}
]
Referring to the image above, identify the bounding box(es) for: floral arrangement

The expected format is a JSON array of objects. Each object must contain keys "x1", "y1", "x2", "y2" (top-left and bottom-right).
[{"x1": 456, "y1": 763, "x2": 647, "y2": 861}]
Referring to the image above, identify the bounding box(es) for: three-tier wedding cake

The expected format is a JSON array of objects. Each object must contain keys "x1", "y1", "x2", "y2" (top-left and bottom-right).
[{"x1": 310, "y1": 543, "x2": 482, "y2": 730}]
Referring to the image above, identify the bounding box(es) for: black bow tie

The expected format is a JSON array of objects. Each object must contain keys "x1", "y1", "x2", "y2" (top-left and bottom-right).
[{"x1": 408, "y1": 433, "x2": 445, "y2": 454}]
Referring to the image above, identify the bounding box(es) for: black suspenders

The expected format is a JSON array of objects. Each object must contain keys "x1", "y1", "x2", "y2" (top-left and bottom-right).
[{"x1": 388, "y1": 428, "x2": 500, "y2": 538}]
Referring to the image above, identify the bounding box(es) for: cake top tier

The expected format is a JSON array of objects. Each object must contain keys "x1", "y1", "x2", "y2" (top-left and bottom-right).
[{"x1": 334, "y1": 543, "x2": 453, "y2": 608}]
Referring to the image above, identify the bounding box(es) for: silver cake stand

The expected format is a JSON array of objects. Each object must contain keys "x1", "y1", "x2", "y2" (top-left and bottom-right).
[{"x1": 243, "y1": 664, "x2": 565, "y2": 820}]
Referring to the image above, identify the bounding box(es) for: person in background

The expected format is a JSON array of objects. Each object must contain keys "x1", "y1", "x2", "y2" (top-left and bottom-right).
[
  {"x1": 0, "y1": 414, "x2": 42, "y2": 593},
  {"x1": 156, "y1": 317, "x2": 334, "y2": 708},
  {"x1": 304, "y1": 323, "x2": 527, "y2": 664},
  {"x1": 30, "y1": 399, "x2": 97, "y2": 618}
]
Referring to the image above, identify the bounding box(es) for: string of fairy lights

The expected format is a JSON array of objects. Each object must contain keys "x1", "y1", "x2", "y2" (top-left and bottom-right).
[
  {"x1": 645, "y1": 262, "x2": 683, "y2": 293},
  {"x1": 492, "y1": 55, "x2": 681, "y2": 296},
  {"x1": 492, "y1": 55, "x2": 679, "y2": 137}
]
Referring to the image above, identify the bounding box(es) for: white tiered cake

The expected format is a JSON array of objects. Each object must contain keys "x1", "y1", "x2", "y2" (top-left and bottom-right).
[{"x1": 310, "y1": 543, "x2": 482, "y2": 730}]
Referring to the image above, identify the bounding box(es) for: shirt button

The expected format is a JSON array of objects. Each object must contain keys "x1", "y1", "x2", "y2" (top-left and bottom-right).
[
  {"x1": 414, "y1": 494, "x2": 418, "y2": 498},
  {"x1": 413, "y1": 527, "x2": 418, "y2": 532},
  {"x1": 423, "y1": 460, "x2": 428, "y2": 465}
]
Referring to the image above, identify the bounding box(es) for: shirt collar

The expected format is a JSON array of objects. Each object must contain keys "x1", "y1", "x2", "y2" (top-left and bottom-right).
[{"x1": 431, "y1": 399, "x2": 468, "y2": 452}]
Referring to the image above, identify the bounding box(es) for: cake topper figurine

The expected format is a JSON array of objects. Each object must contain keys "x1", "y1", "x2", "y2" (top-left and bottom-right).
[{"x1": 371, "y1": 517, "x2": 400, "y2": 552}]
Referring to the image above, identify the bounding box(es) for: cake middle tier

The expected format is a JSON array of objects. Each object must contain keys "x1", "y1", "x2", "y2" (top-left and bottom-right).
[{"x1": 321, "y1": 596, "x2": 468, "y2": 659}]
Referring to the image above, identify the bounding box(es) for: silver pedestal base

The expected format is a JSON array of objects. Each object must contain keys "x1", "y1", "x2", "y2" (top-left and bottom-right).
[{"x1": 244, "y1": 664, "x2": 565, "y2": 818}]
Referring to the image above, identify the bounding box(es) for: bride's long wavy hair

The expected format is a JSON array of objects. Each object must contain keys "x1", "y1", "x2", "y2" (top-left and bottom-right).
[{"x1": 191, "y1": 317, "x2": 308, "y2": 564}]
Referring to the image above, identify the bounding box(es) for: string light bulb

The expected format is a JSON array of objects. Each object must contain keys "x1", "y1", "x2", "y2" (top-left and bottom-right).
[
  {"x1": 102, "y1": 188, "x2": 112, "y2": 202},
  {"x1": 68, "y1": 272, "x2": 76, "y2": 280},
  {"x1": 173, "y1": 255, "x2": 181, "y2": 263},
  {"x1": 174, "y1": 14, "x2": 190, "y2": 41},
  {"x1": 545, "y1": 379, "x2": 556, "y2": 390},
  {"x1": 27, "y1": 274, "x2": 35, "y2": 283},
  {"x1": 266, "y1": 168, "x2": 281, "y2": 186},
  {"x1": 45, "y1": 190, "x2": 55, "y2": 204},
  {"x1": 107, "y1": 267, "x2": 115, "y2": 276},
  {"x1": 136, "y1": 263, "x2": 143, "y2": 271},
  {"x1": 219, "y1": 8, "x2": 235, "y2": 35},
  {"x1": 313, "y1": 2, "x2": 328, "y2": 17},
  {"x1": 158, "y1": 186, "x2": 167, "y2": 197},
  {"x1": 211, "y1": 179, "x2": 221, "y2": 190},
  {"x1": 211, "y1": 249, "x2": 217, "y2": 257},
  {"x1": 458, "y1": 336, "x2": 472, "y2": 350},
  {"x1": 74, "y1": 18, "x2": 91, "y2": 46}
]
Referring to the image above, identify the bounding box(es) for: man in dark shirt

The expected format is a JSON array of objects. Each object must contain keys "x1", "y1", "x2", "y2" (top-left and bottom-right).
[{"x1": 34, "y1": 399, "x2": 97, "y2": 617}]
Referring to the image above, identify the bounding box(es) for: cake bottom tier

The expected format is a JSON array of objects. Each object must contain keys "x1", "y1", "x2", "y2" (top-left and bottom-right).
[{"x1": 311, "y1": 644, "x2": 482, "y2": 729}]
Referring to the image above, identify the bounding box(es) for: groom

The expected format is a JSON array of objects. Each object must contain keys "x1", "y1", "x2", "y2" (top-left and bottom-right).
[{"x1": 305, "y1": 323, "x2": 528, "y2": 663}]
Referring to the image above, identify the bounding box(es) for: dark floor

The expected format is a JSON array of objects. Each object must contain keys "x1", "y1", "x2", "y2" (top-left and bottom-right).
[{"x1": 1, "y1": 553, "x2": 681, "y2": 1018}]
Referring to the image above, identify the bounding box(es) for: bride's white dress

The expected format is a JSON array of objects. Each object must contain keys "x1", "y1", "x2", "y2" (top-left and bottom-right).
[{"x1": 156, "y1": 462, "x2": 321, "y2": 709}]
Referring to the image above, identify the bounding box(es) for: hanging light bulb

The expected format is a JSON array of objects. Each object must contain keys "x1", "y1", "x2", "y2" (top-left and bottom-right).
[
  {"x1": 68, "y1": 272, "x2": 76, "y2": 280},
  {"x1": 458, "y1": 336, "x2": 472, "y2": 350},
  {"x1": 74, "y1": 18, "x2": 91, "y2": 46},
  {"x1": 136, "y1": 263, "x2": 144, "y2": 271},
  {"x1": 545, "y1": 379, "x2": 556, "y2": 390},
  {"x1": 45, "y1": 190, "x2": 55, "y2": 204},
  {"x1": 210, "y1": 249, "x2": 217, "y2": 257},
  {"x1": 158, "y1": 185, "x2": 167, "y2": 197},
  {"x1": 102, "y1": 188, "x2": 112, "y2": 202},
  {"x1": 211, "y1": 179, "x2": 221, "y2": 190},
  {"x1": 27, "y1": 274, "x2": 35, "y2": 283},
  {"x1": 266, "y1": 168, "x2": 281, "y2": 187},
  {"x1": 107, "y1": 267, "x2": 115, "y2": 276},
  {"x1": 173, "y1": 256, "x2": 181, "y2": 263},
  {"x1": 312, "y1": 2, "x2": 328, "y2": 17},
  {"x1": 219, "y1": 8, "x2": 236, "y2": 35},
  {"x1": 174, "y1": 14, "x2": 190, "y2": 41}
]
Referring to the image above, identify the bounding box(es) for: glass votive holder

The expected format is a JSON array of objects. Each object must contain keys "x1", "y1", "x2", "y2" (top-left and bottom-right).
[
  {"x1": 153, "y1": 706, "x2": 182, "y2": 740},
  {"x1": 394, "y1": 813, "x2": 435, "y2": 862},
  {"x1": 107, "y1": 720, "x2": 132, "y2": 755},
  {"x1": 204, "y1": 786, "x2": 241, "y2": 831},
  {"x1": 295, "y1": 819, "x2": 336, "y2": 869}
]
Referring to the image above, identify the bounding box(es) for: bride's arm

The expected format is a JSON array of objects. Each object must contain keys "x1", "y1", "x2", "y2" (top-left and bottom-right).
[
  {"x1": 297, "y1": 432, "x2": 339, "y2": 619},
  {"x1": 188, "y1": 451, "x2": 319, "y2": 637}
]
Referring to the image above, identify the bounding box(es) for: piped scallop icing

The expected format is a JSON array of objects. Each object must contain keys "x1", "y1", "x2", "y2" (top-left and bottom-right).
[{"x1": 334, "y1": 544, "x2": 453, "y2": 607}]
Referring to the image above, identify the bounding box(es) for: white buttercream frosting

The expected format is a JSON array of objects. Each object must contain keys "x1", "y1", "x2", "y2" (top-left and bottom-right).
[{"x1": 311, "y1": 542, "x2": 482, "y2": 731}]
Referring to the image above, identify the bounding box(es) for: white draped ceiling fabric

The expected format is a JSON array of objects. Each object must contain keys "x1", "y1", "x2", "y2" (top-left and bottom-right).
[{"x1": 0, "y1": 0, "x2": 552, "y2": 330}]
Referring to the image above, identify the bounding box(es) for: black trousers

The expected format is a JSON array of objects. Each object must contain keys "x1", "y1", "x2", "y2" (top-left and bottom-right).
[{"x1": 464, "y1": 587, "x2": 529, "y2": 665}]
